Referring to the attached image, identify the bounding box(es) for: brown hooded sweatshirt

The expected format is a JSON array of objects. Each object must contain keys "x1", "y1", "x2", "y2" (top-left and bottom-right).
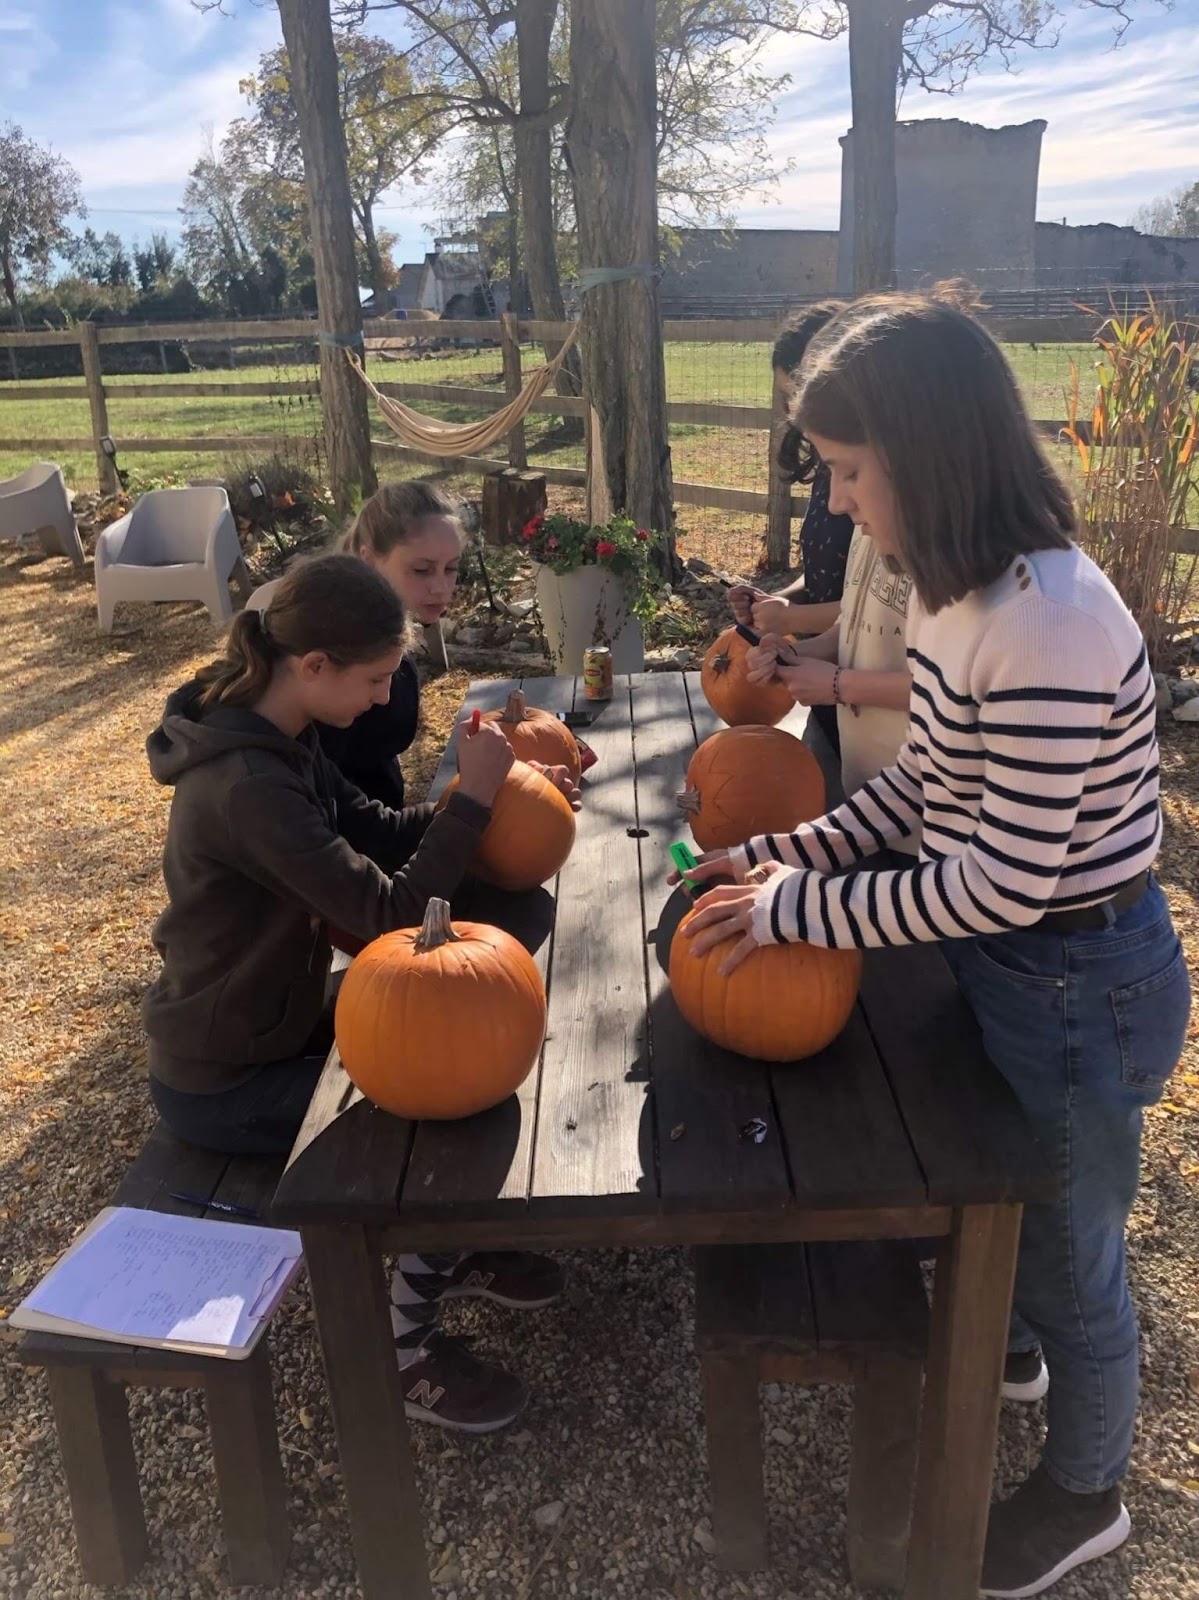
[{"x1": 141, "y1": 681, "x2": 488, "y2": 1094}]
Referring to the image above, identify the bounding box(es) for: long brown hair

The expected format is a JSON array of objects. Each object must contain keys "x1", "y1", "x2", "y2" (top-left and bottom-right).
[
  {"x1": 773, "y1": 299, "x2": 848, "y2": 486},
  {"x1": 343, "y1": 479, "x2": 462, "y2": 559},
  {"x1": 197, "y1": 554, "x2": 407, "y2": 708},
  {"x1": 795, "y1": 294, "x2": 1075, "y2": 612}
]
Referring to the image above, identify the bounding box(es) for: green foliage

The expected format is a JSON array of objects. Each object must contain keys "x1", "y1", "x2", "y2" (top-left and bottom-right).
[
  {"x1": 518, "y1": 510, "x2": 666, "y2": 623},
  {"x1": 0, "y1": 122, "x2": 86, "y2": 319}
]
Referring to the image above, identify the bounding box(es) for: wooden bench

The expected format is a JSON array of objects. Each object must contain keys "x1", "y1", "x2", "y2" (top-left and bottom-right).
[
  {"x1": 16, "y1": 1124, "x2": 290, "y2": 1589},
  {"x1": 694, "y1": 1239, "x2": 929, "y2": 1591}
]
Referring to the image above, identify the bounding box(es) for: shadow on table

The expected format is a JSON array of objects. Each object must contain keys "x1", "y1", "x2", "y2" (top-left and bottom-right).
[{"x1": 450, "y1": 882, "x2": 555, "y2": 958}]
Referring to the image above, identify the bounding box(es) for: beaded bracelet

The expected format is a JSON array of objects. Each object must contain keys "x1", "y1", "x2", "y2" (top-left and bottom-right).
[{"x1": 831, "y1": 665, "x2": 844, "y2": 705}]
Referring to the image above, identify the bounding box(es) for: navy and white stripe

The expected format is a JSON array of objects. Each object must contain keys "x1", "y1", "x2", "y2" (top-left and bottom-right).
[{"x1": 728, "y1": 546, "x2": 1162, "y2": 950}]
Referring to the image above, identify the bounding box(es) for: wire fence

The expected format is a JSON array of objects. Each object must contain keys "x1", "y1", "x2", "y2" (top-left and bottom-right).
[{"x1": 0, "y1": 307, "x2": 1148, "y2": 574}]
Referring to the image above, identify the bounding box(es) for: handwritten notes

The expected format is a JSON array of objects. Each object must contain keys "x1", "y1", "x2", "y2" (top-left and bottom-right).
[{"x1": 12, "y1": 1208, "x2": 303, "y2": 1356}]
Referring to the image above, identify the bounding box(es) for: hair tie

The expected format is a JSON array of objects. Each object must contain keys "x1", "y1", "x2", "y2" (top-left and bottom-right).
[{"x1": 256, "y1": 607, "x2": 272, "y2": 641}]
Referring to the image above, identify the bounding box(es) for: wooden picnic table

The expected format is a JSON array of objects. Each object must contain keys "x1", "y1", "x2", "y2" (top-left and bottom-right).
[{"x1": 271, "y1": 671, "x2": 1054, "y2": 1600}]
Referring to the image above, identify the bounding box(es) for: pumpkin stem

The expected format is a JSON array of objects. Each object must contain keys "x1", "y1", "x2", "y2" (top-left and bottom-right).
[
  {"x1": 711, "y1": 650, "x2": 731, "y2": 677},
  {"x1": 500, "y1": 689, "x2": 528, "y2": 725},
  {"x1": 676, "y1": 786, "x2": 701, "y2": 817},
  {"x1": 414, "y1": 898, "x2": 463, "y2": 952}
]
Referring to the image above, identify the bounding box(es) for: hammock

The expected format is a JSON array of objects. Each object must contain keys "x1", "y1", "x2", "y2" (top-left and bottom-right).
[{"x1": 348, "y1": 321, "x2": 581, "y2": 458}]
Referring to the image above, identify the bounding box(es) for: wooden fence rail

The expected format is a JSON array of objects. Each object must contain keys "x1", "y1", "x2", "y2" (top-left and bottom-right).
[{"x1": 0, "y1": 307, "x2": 1114, "y2": 551}]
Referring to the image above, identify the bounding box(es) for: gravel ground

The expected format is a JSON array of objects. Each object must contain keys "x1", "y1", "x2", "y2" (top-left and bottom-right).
[{"x1": 2, "y1": 544, "x2": 1198, "y2": 1600}]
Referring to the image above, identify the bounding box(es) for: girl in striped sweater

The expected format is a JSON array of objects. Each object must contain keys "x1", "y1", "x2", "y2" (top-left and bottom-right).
[{"x1": 677, "y1": 296, "x2": 1191, "y2": 1599}]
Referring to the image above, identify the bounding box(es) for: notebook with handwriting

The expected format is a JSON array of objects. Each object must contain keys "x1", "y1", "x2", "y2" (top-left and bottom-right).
[{"x1": 10, "y1": 1207, "x2": 304, "y2": 1360}]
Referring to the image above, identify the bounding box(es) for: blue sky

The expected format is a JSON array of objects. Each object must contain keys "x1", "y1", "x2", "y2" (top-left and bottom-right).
[{"x1": 2, "y1": 0, "x2": 1196, "y2": 270}]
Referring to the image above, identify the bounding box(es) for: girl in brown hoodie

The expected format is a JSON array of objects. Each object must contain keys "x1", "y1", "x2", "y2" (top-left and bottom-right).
[{"x1": 144, "y1": 553, "x2": 561, "y2": 1433}]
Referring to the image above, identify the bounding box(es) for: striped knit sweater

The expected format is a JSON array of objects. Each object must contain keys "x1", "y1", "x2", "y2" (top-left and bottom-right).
[{"x1": 729, "y1": 545, "x2": 1161, "y2": 950}]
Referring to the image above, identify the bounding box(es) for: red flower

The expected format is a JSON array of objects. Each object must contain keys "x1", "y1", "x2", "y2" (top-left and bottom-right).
[
  {"x1": 521, "y1": 514, "x2": 545, "y2": 542},
  {"x1": 547, "y1": 536, "x2": 558, "y2": 550},
  {"x1": 595, "y1": 539, "x2": 618, "y2": 558},
  {"x1": 635, "y1": 527, "x2": 649, "y2": 541}
]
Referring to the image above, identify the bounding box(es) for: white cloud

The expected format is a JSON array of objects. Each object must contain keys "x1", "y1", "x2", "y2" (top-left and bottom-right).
[
  {"x1": 9, "y1": 0, "x2": 282, "y2": 198},
  {"x1": 747, "y1": 10, "x2": 1198, "y2": 228},
  {"x1": 0, "y1": 9, "x2": 59, "y2": 97}
]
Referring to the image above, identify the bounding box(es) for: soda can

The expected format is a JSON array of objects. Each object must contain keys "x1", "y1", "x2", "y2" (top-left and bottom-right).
[{"x1": 582, "y1": 645, "x2": 614, "y2": 701}]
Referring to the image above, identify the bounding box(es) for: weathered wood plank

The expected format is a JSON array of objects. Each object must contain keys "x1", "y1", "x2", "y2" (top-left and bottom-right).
[
  {"x1": 632, "y1": 670, "x2": 790, "y2": 1212},
  {"x1": 47, "y1": 1368, "x2": 148, "y2": 1584},
  {"x1": 399, "y1": 677, "x2": 574, "y2": 1220},
  {"x1": 0, "y1": 328, "x2": 83, "y2": 349},
  {"x1": 0, "y1": 434, "x2": 305, "y2": 455},
  {"x1": 859, "y1": 944, "x2": 1056, "y2": 1206},
  {"x1": 694, "y1": 1243, "x2": 817, "y2": 1348},
  {"x1": 371, "y1": 379, "x2": 587, "y2": 418},
  {"x1": 530, "y1": 678, "x2": 655, "y2": 1213},
  {"x1": 0, "y1": 384, "x2": 88, "y2": 400},
  {"x1": 110, "y1": 380, "x2": 318, "y2": 399},
  {"x1": 373, "y1": 1202, "x2": 950, "y2": 1253},
  {"x1": 205, "y1": 1344, "x2": 290, "y2": 1585},
  {"x1": 302, "y1": 1225, "x2": 432, "y2": 1600},
  {"x1": 273, "y1": 1091, "x2": 412, "y2": 1226},
  {"x1": 904, "y1": 1203, "x2": 1023, "y2": 1600},
  {"x1": 96, "y1": 319, "x2": 317, "y2": 344},
  {"x1": 672, "y1": 480, "x2": 807, "y2": 514},
  {"x1": 679, "y1": 675, "x2": 927, "y2": 1212}
]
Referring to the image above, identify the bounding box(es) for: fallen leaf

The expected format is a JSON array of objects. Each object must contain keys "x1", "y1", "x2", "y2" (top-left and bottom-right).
[
  {"x1": 299, "y1": 1407, "x2": 314, "y2": 1430},
  {"x1": 0, "y1": 1532, "x2": 14, "y2": 1548}
]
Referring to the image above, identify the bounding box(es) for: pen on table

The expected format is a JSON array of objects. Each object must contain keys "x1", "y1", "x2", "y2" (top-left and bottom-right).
[{"x1": 169, "y1": 1191, "x2": 260, "y2": 1220}]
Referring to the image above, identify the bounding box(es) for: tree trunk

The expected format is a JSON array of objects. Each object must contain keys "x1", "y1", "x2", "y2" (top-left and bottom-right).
[
  {"x1": 566, "y1": 0, "x2": 673, "y2": 538},
  {"x1": 1, "y1": 247, "x2": 24, "y2": 329},
  {"x1": 515, "y1": 0, "x2": 582, "y2": 406},
  {"x1": 361, "y1": 204, "x2": 390, "y2": 308},
  {"x1": 277, "y1": 0, "x2": 377, "y2": 513},
  {"x1": 847, "y1": 0, "x2": 903, "y2": 294},
  {"x1": 507, "y1": 205, "x2": 522, "y2": 314}
]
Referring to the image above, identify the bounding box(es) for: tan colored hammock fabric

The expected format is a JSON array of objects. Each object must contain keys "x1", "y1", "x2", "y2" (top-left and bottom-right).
[{"x1": 348, "y1": 322, "x2": 580, "y2": 457}]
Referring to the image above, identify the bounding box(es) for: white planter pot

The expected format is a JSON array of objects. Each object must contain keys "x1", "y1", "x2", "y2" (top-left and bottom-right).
[{"x1": 533, "y1": 562, "x2": 645, "y2": 674}]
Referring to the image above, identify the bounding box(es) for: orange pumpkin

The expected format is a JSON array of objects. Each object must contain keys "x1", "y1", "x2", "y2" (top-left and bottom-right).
[
  {"x1": 335, "y1": 898, "x2": 546, "y2": 1119},
  {"x1": 669, "y1": 902, "x2": 861, "y2": 1062},
  {"x1": 483, "y1": 690, "x2": 582, "y2": 781},
  {"x1": 701, "y1": 627, "x2": 794, "y2": 727},
  {"x1": 438, "y1": 759, "x2": 576, "y2": 890},
  {"x1": 677, "y1": 725, "x2": 826, "y2": 852}
]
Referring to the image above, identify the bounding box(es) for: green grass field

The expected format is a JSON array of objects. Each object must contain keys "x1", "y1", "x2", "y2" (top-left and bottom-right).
[{"x1": 0, "y1": 340, "x2": 1099, "y2": 496}]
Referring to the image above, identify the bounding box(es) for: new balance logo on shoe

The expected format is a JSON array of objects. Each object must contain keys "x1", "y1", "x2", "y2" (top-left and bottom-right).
[
  {"x1": 405, "y1": 1378, "x2": 446, "y2": 1411},
  {"x1": 458, "y1": 1269, "x2": 496, "y2": 1292}
]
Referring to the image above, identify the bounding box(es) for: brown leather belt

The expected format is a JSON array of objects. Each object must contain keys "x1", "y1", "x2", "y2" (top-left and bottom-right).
[{"x1": 1034, "y1": 871, "x2": 1150, "y2": 934}]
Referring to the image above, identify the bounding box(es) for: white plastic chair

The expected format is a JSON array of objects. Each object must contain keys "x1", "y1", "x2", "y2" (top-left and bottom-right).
[
  {"x1": 94, "y1": 487, "x2": 241, "y2": 632},
  {"x1": 0, "y1": 462, "x2": 84, "y2": 566}
]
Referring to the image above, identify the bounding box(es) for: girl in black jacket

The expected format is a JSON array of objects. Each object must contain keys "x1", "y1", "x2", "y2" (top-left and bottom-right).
[{"x1": 325, "y1": 480, "x2": 466, "y2": 807}]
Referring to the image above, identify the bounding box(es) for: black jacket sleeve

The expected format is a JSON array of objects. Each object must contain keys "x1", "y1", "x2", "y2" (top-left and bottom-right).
[{"x1": 223, "y1": 768, "x2": 490, "y2": 942}]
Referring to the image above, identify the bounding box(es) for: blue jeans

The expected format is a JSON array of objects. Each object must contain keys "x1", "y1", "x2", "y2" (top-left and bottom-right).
[
  {"x1": 943, "y1": 876, "x2": 1190, "y2": 1492},
  {"x1": 150, "y1": 1053, "x2": 326, "y2": 1155}
]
